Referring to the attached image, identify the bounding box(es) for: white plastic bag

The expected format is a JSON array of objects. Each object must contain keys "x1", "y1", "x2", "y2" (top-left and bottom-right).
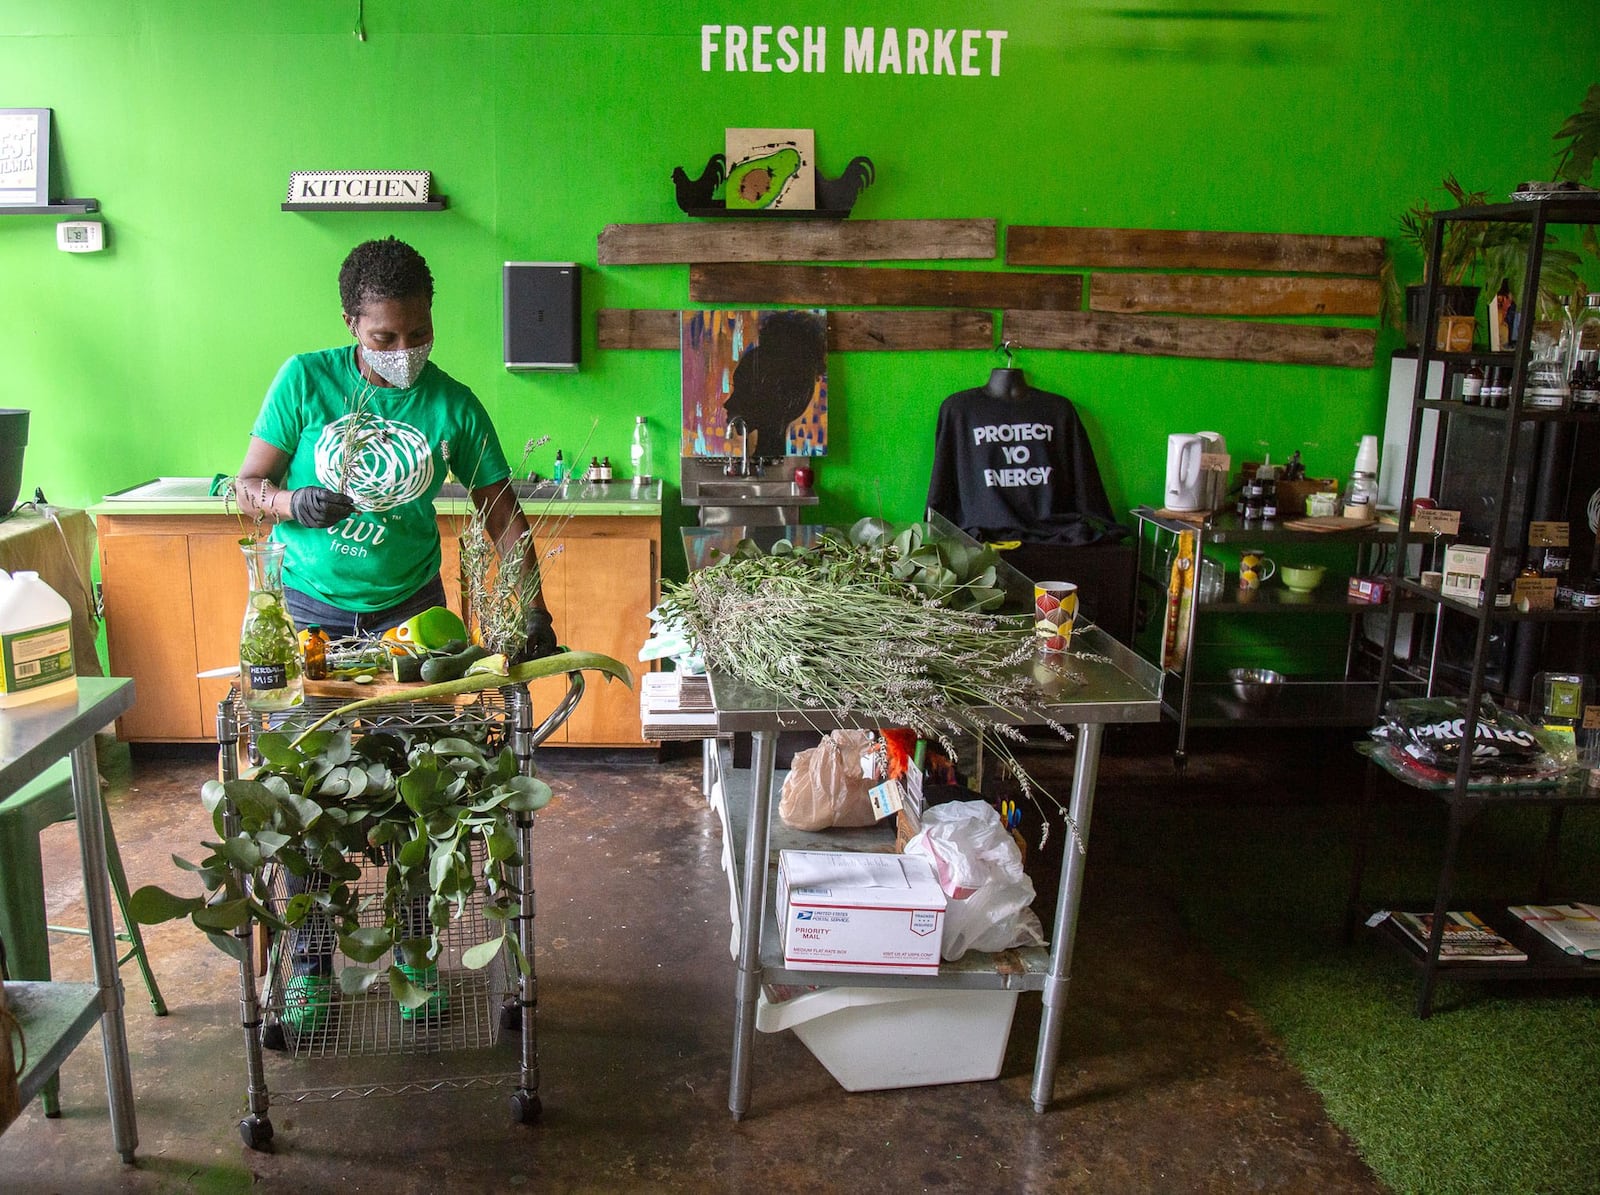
[{"x1": 903, "y1": 801, "x2": 1045, "y2": 960}]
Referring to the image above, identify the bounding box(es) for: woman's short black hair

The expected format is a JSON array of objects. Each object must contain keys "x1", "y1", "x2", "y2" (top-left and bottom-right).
[{"x1": 338, "y1": 236, "x2": 435, "y2": 315}]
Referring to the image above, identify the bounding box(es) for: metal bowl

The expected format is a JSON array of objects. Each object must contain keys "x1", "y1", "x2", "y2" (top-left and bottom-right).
[{"x1": 1227, "y1": 667, "x2": 1284, "y2": 703}]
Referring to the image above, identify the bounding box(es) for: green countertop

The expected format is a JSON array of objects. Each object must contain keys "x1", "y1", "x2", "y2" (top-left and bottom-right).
[{"x1": 88, "y1": 477, "x2": 662, "y2": 518}]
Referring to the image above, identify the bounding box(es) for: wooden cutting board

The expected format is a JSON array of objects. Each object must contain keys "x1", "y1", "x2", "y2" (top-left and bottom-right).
[
  {"x1": 303, "y1": 677, "x2": 477, "y2": 703},
  {"x1": 1279, "y1": 515, "x2": 1376, "y2": 533}
]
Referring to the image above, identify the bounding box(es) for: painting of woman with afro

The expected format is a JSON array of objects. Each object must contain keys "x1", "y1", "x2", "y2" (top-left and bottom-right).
[{"x1": 681, "y1": 308, "x2": 828, "y2": 459}]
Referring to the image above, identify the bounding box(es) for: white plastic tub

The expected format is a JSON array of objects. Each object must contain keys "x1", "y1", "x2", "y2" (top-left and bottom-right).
[{"x1": 756, "y1": 984, "x2": 1019, "y2": 1091}]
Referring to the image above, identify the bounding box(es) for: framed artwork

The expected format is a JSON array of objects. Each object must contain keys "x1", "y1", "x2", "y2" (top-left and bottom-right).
[
  {"x1": 681, "y1": 309, "x2": 828, "y2": 458},
  {"x1": 723, "y1": 127, "x2": 815, "y2": 211},
  {"x1": 0, "y1": 108, "x2": 51, "y2": 207}
]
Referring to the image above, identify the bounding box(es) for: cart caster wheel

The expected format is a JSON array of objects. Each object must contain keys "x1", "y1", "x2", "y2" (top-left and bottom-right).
[
  {"x1": 509, "y1": 1091, "x2": 542, "y2": 1124},
  {"x1": 240, "y1": 1115, "x2": 275, "y2": 1151},
  {"x1": 261, "y1": 1022, "x2": 287, "y2": 1051},
  {"x1": 499, "y1": 1003, "x2": 522, "y2": 1033}
]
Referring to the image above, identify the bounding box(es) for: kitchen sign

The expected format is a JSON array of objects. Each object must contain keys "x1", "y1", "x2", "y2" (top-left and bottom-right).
[{"x1": 286, "y1": 170, "x2": 432, "y2": 205}]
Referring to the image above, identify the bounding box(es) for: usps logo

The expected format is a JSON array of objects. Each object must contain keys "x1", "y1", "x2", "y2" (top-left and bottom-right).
[{"x1": 797, "y1": 911, "x2": 813, "y2": 921}]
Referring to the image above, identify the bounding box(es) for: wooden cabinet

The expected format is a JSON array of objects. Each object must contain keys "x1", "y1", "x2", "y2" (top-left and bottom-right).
[
  {"x1": 98, "y1": 517, "x2": 250, "y2": 740},
  {"x1": 97, "y1": 510, "x2": 659, "y2": 747}
]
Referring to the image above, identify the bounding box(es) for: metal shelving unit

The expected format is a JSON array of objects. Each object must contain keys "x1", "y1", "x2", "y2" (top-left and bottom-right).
[
  {"x1": 1131, "y1": 507, "x2": 1427, "y2": 769},
  {"x1": 1352, "y1": 194, "x2": 1600, "y2": 1016}
]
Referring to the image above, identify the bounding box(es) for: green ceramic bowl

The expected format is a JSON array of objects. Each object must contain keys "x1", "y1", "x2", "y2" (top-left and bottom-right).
[{"x1": 1280, "y1": 563, "x2": 1326, "y2": 593}]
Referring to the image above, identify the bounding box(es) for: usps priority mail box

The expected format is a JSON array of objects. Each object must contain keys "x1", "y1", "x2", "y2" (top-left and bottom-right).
[{"x1": 777, "y1": 850, "x2": 947, "y2": 975}]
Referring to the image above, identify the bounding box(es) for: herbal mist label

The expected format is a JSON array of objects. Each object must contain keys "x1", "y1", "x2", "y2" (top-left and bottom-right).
[
  {"x1": 248, "y1": 663, "x2": 290, "y2": 690},
  {"x1": 1, "y1": 620, "x2": 74, "y2": 694}
]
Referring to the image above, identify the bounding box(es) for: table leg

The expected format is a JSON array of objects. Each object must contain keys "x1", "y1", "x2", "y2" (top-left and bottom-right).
[
  {"x1": 728, "y1": 728, "x2": 776, "y2": 1121},
  {"x1": 1030, "y1": 721, "x2": 1104, "y2": 1113},
  {"x1": 69, "y1": 739, "x2": 138, "y2": 1163}
]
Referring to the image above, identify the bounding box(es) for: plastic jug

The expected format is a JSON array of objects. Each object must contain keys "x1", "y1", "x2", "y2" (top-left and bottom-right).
[
  {"x1": 0, "y1": 569, "x2": 78, "y2": 707},
  {"x1": 1165, "y1": 433, "x2": 1207, "y2": 511}
]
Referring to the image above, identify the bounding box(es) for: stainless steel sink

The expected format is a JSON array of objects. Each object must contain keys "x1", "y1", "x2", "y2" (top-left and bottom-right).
[{"x1": 682, "y1": 479, "x2": 813, "y2": 506}]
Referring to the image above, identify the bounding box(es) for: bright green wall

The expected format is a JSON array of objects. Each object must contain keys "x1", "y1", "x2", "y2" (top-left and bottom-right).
[{"x1": 3, "y1": 2, "x2": 1596, "y2": 578}]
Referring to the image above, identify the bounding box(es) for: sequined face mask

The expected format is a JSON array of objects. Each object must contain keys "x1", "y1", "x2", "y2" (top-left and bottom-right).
[{"x1": 360, "y1": 340, "x2": 433, "y2": 389}]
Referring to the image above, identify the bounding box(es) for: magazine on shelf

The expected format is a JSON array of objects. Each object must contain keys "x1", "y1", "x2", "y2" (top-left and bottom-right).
[
  {"x1": 1384, "y1": 910, "x2": 1528, "y2": 962},
  {"x1": 1508, "y1": 903, "x2": 1600, "y2": 959}
]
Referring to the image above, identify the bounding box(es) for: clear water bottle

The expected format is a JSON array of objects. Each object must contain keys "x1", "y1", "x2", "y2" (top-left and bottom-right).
[{"x1": 630, "y1": 415, "x2": 655, "y2": 488}]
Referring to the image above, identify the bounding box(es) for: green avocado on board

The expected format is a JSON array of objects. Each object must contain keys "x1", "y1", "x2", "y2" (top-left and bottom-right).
[{"x1": 726, "y1": 147, "x2": 802, "y2": 209}]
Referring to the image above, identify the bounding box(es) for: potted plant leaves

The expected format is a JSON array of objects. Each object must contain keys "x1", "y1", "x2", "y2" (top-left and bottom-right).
[{"x1": 1382, "y1": 174, "x2": 1583, "y2": 348}]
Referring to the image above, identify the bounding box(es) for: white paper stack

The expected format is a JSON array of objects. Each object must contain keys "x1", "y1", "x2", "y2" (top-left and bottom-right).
[{"x1": 639, "y1": 671, "x2": 718, "y2": 740}]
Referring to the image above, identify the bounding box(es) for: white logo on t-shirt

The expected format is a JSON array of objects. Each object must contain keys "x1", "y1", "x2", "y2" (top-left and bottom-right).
[{"x1": 313, "y1": 414, "x2": 435, "y2": 512}]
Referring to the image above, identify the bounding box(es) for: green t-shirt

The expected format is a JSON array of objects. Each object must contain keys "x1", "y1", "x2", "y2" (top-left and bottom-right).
[{"x1": 251, "y1": 345, "x2": 510, "y2": 612}]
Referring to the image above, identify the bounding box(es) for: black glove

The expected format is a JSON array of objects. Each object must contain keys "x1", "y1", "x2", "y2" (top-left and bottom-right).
[
  {"x1": 519, "y1": 607, "x2": 559, "y2": 662},
  {"x1": 290, "y1": 486, "x2": 356, "y2": 528}
]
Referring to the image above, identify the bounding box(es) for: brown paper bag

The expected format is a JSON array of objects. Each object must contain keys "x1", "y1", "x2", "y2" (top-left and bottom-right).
[{"x1": 779, "y1": 730, "x2": 881, "y2": 830}]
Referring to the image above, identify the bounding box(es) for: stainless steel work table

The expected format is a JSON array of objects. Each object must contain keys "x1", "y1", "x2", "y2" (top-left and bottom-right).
[
  {"x1": 1, "y1": 676, "x2": 139, "y2": 1161},
  {"x1": 683, "y1": 523, "x2": 1162, "y2": 1119}
]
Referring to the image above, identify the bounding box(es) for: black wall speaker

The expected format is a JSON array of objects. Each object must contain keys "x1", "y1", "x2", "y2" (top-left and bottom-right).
[{"x1": 503, "y1": 261, "x2": 580, "y2": 372}]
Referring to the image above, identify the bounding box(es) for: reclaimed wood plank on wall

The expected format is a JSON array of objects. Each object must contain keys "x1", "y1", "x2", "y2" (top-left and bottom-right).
[
  {"x1": 1003, "y1": 310, "x2": 1376, "y2": 368},
  {"x1": 689, "y1": 263, "x2": 1082, "y2": 310},
  {"x1": 596, "y1": 308, "x2": 994, "y2": 351},
  {"x1": 596, "y1": 309, "x2": 682, "y2": 349},
  {"x1": 597, "y1": 218, "x2": 997, "y2": 265},
  {"x1": 1090, "y1": 273, "x2": 1380, "y2": 317},
  {"x1": 1007, "y1": 226, "x2": 1385, "y2": 276},
  {"x1": 828, "y1": 310, "x2": 994, "y2": 350}
]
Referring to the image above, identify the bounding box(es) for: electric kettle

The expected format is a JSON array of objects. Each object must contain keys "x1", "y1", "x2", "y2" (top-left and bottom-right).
[{"x1": 1165, "y1": 433, "x2": 1206, "y2": 511}]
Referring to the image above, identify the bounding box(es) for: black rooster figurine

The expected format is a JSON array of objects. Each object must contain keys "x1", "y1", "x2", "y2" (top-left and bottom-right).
[
  {"x1": 672, "y1": 154, "x2": 725, "y2": 212},
  {"x1": 815, "y1": 156, "x2": 875, "y2": 212}
]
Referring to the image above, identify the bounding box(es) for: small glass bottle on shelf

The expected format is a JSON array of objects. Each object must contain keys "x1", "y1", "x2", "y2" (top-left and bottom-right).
[{"x1": 1459, "y1": 360, "x2": 1484, "y2": 405}]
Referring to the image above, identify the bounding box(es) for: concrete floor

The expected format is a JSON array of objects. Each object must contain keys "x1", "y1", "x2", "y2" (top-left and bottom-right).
[{"x1": 1, "y1": 729, "x2": 1383, "y2": 1194}]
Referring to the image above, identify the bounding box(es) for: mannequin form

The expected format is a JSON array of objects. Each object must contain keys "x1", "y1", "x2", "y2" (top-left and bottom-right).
[{"x1": 985, "y1": 367, "x2": 1026, "y2": 399}]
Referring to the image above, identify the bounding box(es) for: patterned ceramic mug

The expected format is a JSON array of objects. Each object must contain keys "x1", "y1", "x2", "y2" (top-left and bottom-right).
[
  {"x1": 1238, "y1": 551, "x2": 1276, "y2": 592},
  {"x1": 1034, "y1": 582, "x2": 1078, "y2": 652}
]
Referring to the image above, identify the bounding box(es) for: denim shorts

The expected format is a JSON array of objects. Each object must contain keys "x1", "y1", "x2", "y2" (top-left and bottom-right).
[{"x1": 284, "y1": 574, "x2": 448, "y2": 639}]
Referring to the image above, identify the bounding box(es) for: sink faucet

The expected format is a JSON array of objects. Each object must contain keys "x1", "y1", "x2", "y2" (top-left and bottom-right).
[{"x1": 725, "y1": 417, "x2": 754, "y2": 477}]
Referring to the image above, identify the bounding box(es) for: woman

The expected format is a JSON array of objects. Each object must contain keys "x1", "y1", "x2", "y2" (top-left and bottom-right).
[{"x1": 236, "y1": 236, "x2": 555, "y2": 657}]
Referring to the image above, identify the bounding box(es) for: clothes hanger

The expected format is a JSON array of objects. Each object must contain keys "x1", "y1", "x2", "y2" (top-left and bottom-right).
[{"x1": 985, "y1": 340, "x2": 1026, "y2": 399}]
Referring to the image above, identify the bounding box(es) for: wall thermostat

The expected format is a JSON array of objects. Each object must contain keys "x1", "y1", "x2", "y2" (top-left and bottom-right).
[{"x1": 57, "y1": 221, "x2": 104, "y2": 253}]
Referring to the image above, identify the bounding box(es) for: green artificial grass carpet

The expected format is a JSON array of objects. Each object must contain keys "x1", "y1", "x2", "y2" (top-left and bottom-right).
[{"x1": 1097, "y1": 753, "x2": 1600, "y2": 1195}]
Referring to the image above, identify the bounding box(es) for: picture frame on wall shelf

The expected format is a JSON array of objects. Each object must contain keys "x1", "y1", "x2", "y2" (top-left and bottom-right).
[
  {"x1": 724, "y1": 127, "x2": 815, "y2": 211},
  {"x1": 0, "y1": 108, "x2": 52, "y2": 207}
]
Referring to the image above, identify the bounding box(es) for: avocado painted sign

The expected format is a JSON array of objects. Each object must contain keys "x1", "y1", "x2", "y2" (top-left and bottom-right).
[{"x1": 700, "y1": 25, "x2": 1008, "y2": 76}]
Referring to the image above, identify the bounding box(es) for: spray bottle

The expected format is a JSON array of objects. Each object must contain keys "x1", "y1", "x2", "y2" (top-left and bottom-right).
[{"x1": 1343, "y1": 435, "x2": 1380, "y2": 522}]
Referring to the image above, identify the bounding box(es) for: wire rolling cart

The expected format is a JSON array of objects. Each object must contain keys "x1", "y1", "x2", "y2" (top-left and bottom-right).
[{"x1": 214, "y1": 673, "x2": 584, "y2": 1151}]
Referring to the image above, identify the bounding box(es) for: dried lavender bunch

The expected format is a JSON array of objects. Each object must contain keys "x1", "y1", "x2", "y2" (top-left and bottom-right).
[
  {"x1": 661, "y1": 536, "x2": 1079, "y2": 843},
  {"x1": 451, "y1": 427, "x2": 595, "y2": 659}
]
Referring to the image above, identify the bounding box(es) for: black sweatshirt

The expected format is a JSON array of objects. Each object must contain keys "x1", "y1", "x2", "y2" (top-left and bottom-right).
[{"x1": 925, "y1": 385, "x2": 1125, "y2": 545}]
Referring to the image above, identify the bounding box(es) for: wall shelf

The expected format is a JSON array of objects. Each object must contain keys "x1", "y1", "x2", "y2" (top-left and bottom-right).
[
  {"x1": 1, "y1": 199, "x2": 99, "y2": 215},
  {"x1": 281, "y1": 200, "x2": 447, "y2": 212}
]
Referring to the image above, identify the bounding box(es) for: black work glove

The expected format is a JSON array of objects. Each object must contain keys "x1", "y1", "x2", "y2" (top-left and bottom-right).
[
  {"x1": 519, "y1": 607, "x2": 560, "y2": 662},
  {"x1": 290, "y1": 486, "x2": 356, "y2": 528}
]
